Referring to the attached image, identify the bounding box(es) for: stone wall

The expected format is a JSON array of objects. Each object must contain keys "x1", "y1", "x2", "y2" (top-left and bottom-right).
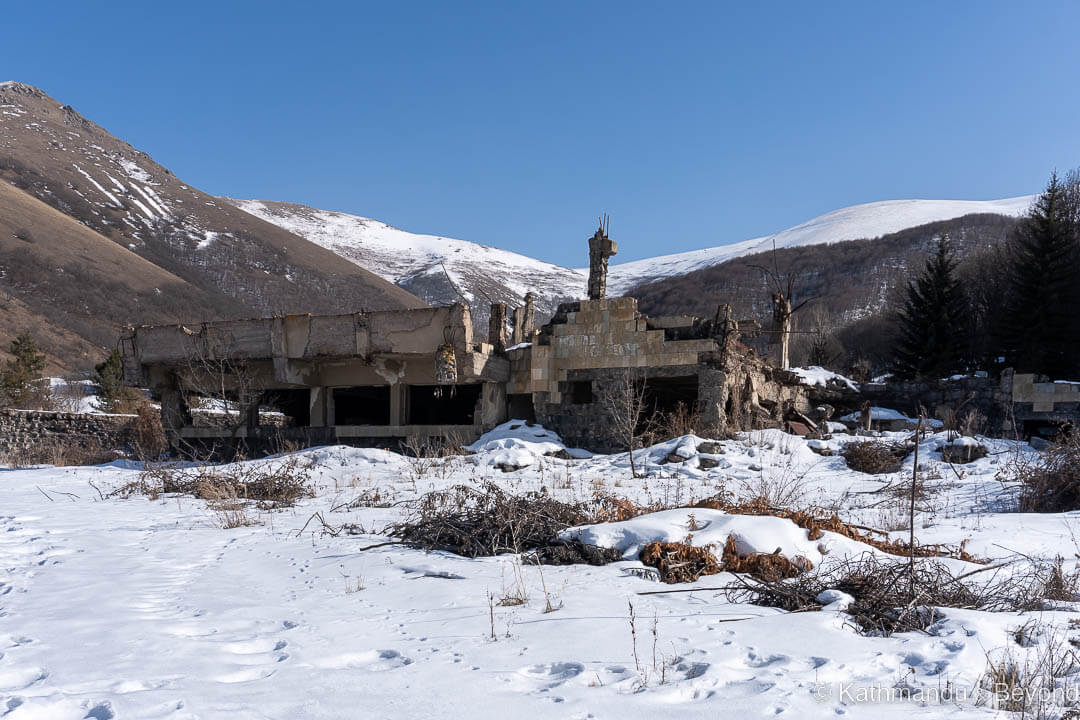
[
  {"x1": 808, "y1": 374, "x2": 1012, "y2": 435},
  {"x1": 510, "y1": 296, "x2": 810, "y2": 451},
  {"x1": 0, "y1": 409, "x2": 136, "y2": 455}
]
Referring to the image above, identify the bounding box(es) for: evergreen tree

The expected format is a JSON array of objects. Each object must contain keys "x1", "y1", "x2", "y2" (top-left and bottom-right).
[
  {"x1": 94, "y1": 349, "x2": 127, "y2": 413},
  {"x1": 891, "y1": 234, "x2": 968, "y2": 379},
  {"x1": 998, "y1": 172, "x2": 1080, "y2": 377},
  {"x1": 1, "y1": 332, "x2": 47, "y2": 408}
]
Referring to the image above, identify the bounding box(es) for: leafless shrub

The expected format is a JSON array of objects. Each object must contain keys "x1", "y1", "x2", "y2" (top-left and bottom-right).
[
  {"x1": 647, "y1": 402, "x2": 725, "y2": 445},
  {"x1": 132, "y1": 402, "x2": 168, "y2": 461},
  {"x1": 980, "y1": 621, "x2": 1080, "y2": 718},
  {"x1": 842, "y1": 440, "x2": 910, "y2": 474},
  {"x1": 600, "y1": 368, "x2": 654, "y2": 478},
  {"x1": 388, "y1": 482, "x2": 594, "y2": 557},
  {"x1": 960, "y1": 408, "x2": 987, "y2": 438},
  {"x1": 736, "y1": 456, "x2": 812, "y2": 509},
  {"x1": 728, "y1": 554, "x2": 1080, "y2": 636},
  {"x1": 1011, "y1": 433, "x2": 1080, "y2": 512},
  {"x1": 114, "y1": 454, "x2": 313, "y2": 509}
]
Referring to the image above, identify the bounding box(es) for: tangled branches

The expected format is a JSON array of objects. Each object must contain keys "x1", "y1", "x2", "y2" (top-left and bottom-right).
[
  {"x1": 726, "y1": 554, "x2": 1079, "y2": 635},
  {"x1": 388, "y1": 482, "x2": 595, "y2": 557}
]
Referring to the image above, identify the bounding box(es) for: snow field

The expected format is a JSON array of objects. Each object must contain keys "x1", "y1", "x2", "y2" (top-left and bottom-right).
[{"x1": 0, "y1": 423, "x2": 1076, "y2": 719}]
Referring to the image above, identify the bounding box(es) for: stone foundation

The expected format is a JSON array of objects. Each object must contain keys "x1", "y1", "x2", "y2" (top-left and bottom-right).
[{"x1": 0, "y1": 409, "x2": 137, "y2": 455}]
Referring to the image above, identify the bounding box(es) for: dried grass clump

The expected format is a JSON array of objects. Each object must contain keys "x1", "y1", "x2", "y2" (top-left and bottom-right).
[
  {"x1": 719, "y1": 535, "x2": 813, "y2": 581},
  {"x1": 113, "y1": 455, "x2": 313, "y2": 509},
  {"x1": 1015, "y1": 433, "x2": 1080, "y2": 512},
  {"x1": 389, "y1": 482, "x2": 593, "y2": 557},
  {"x1": 639, "y1": 535, "x2": 815, "y2": 585},
  {"x1": 3, "y1": 438, "x2": 117, "y2": 468},
  {"x1": 132, "y1": 402, "x2": 168, "y2": 461},
  {"x1": 692, "y1": 494, "x2": 980, "y2": 562},
  {"x1": 841, "y1": 440, "x2": 911, "y2": 474},
  {"x1": 640, "y1": 542, "x2": 721, "y2": 583}
]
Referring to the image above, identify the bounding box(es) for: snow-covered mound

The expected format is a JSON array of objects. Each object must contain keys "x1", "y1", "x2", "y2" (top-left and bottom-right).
[
  {"x1": 561, "y1": 508, "x2": 875, "y2": 565},
  {"x1": 838, "y1": 407, "x2": 944, "y2": 429},
  {"x1": 466, "y1": 420, "x2": 591, "y2": 469},
  {"x1": 790, "y1": 366, "x2": 859, "y2": 391}
]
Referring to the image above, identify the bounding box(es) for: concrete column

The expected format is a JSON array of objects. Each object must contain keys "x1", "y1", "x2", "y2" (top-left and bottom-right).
[
  {"x1": 480, "y1": 381, "x2": 507, "y2": 429},
  {"x1": 309, "y1": 387, "x2": 327, "y2": 428},
  {"x1": 326, "y1": 388, "x2": 337, "y2": 426},
  {"x1": 391, "y1": 384, "x2": 406, "y2": 426},
  {"x1": 489, "y1": 303, "x2": 508, "y2": 353}
]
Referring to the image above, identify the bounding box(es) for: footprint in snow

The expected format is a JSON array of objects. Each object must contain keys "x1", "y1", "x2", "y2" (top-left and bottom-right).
[
  {"x1": 0, "y1": 665, "x2": 48, "y2": 691},
  {"x1": 214, "y1": 667, "x2": 276, "y2": 684},
  {"x1": 313, "y1": 650, "x2": 413, "y2": 672},
  {"x1": 83, "y1": 701, "x2": 115, "y2": 719}
]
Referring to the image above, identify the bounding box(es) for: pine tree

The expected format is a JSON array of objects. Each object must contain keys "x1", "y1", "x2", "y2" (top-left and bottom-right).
[
  {"x1": 94, "y1": 349, "x2": 127, "y2": 413},
  {"x1": 891, "y1": 235, "x2": 968, "y2": 379},
  {"x1": 998, "y1": 172, "x2": 1080, "y2": 377},
  {"x1": 1, "y1": 332, "x2": 47, "y2": 408}
]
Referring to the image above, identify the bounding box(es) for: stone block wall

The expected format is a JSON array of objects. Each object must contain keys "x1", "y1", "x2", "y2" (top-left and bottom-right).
[{"x1": 0, "y1": 409, "x2": 136, "y2": 455}]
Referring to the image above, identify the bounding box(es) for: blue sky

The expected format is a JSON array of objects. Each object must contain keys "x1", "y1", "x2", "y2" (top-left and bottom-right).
[{"x1": 3, "y1": 1, "x2": 1077, "y2": 265}]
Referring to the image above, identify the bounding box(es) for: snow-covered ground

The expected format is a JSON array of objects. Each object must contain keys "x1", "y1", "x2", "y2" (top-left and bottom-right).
[{"x1": 2, "y1": 422, "x2": 1075, "y2": 719}]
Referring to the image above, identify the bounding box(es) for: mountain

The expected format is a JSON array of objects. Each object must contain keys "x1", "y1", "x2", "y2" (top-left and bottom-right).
[
  {"x1": 231, "y1": 195, "x2": 1034, "y2": 328},
  {"x1": 0, "y1": 81, "x2": 424, "y2": 369},
  {"x1": 228, "y1": 199, "x2": 587, "y2": 326},
  {"x1": 605, "y1": 197, "x2": 1033, "y2": 295},
  {"x1": 630, "y1": 212, "x2": 1021, "y2": 326}
]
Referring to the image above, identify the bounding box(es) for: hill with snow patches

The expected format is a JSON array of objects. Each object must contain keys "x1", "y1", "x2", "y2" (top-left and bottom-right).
[{"x1": 231, "y1": 195, "x2": 1033, "y2": 324}]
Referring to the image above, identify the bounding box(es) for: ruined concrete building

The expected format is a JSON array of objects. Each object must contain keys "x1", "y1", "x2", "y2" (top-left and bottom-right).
[{"x1": 122, "y1": 224, "x2": 812, "y2": 454}]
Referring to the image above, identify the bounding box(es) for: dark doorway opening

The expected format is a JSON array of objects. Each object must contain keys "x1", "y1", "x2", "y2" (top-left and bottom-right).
[
  {"x1": 264, "y1": 389, "x2": 311, "y2": 427},
  {"x1": 642, "y1": 375, "x2": 699, "y2": 422},
  {"x1": 1022, "y1": 419, "x2": 1071, "y2": 442},
  {"x1": 334, "y1": 386, "x2": 391, "y2": 425},
  {"x1": 507, "y1": 393, "x2": 536, "y2": 423},
  {"x1": 569, "y1": 381, "x2": 593, "y2": 404},
  {"x1": 408, "y1": 384, "x2": 481, "y2": 425}
]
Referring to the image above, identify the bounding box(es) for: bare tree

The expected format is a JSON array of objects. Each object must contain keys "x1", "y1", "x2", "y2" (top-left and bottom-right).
[
  {"x1": 176, "y1": 326, "x2": 267, "y2": 447},
  {"x1": 600, "y1": 368, "x2": 652, "y2": 478},
  {"x1": 748, "y1": 240, "x2": 818, "y2": 369}
]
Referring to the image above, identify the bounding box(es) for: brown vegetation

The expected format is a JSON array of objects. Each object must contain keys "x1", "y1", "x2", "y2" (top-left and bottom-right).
[
  {"x1": 1013, "y1": 433, "x2": 1080, "y2": 512},
  {"x1": 841, "y1": 440, "x2": 911, "y2": 474},
  {"x1": 113, "y1": 454, "x2": 313, "y2": 509}
]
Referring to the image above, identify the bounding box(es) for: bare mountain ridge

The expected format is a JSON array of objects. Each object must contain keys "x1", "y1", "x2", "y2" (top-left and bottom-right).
[{"x1": 0, "y1": 81, "x2": 424, "y2": 369}]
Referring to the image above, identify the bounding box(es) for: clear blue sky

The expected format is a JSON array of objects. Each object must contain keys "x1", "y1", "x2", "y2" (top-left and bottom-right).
[{"x1": 3, "y1": 1, "x2": 1077, "y2": 265}]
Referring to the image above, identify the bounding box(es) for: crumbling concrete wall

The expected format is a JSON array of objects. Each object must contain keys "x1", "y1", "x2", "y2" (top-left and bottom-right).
[{"x1": 508, "y1": 296, "x2": 810, "y2": 451}]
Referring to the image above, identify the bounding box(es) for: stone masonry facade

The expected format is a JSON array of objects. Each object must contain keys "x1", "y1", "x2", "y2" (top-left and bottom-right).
[{"x1": 0, "y1": 409, "x2": 137, "y2": 455}]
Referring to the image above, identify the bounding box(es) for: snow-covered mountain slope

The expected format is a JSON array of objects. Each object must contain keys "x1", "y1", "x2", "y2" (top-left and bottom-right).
[
  {"x1": 230, "y1": 195, "x2": 1034, "y2": 323},
  {"x1": 603, "y1": 196, "x2": 1034, "y2": 294},
  {"x1": 229, "y1": 200, "x2": 587, "y2": 321}
]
